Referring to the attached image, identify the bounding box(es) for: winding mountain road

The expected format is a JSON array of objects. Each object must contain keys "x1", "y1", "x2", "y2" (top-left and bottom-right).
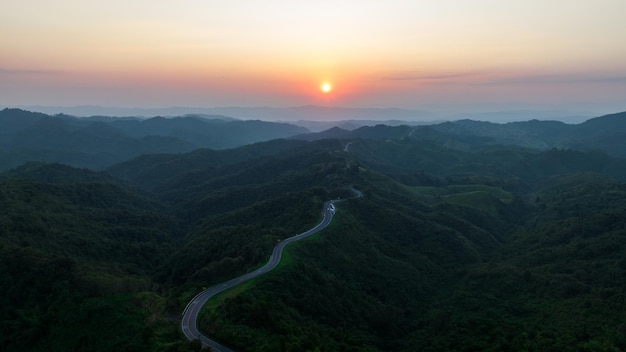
[{"x1": 181, "y1": 200, "x2": 340, "y2": 351}]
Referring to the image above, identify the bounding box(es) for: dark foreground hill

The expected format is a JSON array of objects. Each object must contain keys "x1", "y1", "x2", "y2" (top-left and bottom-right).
[
  {"x1": 188, "y1": 143, "x2": 626, "y2": 351},
  {"x1": 2, "y1": 122, "x2": 626, "y2": 351},
  {"x1": 140, "y1": 136, "x2": 626, "y2": 351},
  {"x1": 0, "y1": 164, "x2": 193, "y2": 351}
]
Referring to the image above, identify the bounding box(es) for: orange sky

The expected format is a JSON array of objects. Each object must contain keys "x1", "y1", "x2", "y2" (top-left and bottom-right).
[{"x1": 1, "y1": 0, "x2": 626, "y2": 114}]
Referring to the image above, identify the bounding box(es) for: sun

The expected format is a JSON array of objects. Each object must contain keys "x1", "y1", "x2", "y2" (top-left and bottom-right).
[{"x1": 320, "y1": 82, "x2": 332, "y2": 93}]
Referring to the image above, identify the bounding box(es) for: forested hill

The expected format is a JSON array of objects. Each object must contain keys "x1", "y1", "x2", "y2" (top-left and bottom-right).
[
  {"x1": 0, "y1": 141, "x2": 353, "y2": 352},
  {"x1": 110, "y1": 134, "x2": 626, "y2": 350},
  {"x1": 431, "y1": 111, "x2": 626, "y2": 158},
  {"x1": 0, "y1": 108, "x2": 307, "y2": 171},
  {"x1": 0, "y1": 163, "x2": 188, "y2": 351},
  {"x1": 294, "y1": 110, "x2": 626, "y2": 158},
  {"x1": 2, "y1": 110, "x2": 626, "y2": 351}
]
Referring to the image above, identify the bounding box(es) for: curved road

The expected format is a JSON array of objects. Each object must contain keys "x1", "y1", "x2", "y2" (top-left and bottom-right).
[{"x1": 181, "y1": 200, "x2": 339, "y2": 351}]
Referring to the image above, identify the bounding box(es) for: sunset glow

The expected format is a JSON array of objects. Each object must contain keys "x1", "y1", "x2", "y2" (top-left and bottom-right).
[{"x1": 1, "y1": 0, "x2": 625, "y2": 115}]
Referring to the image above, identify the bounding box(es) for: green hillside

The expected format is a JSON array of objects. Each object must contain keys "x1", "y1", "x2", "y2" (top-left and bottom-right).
[
  {"x1": 196, "y1": 170, "x2": 625, "y2": 352},
  {"x1": 0, "y1": 169, "x2": 199, "y2": 352},
  {"x1": 2, "y1": 124, "x2": 626, "y2": 351}
]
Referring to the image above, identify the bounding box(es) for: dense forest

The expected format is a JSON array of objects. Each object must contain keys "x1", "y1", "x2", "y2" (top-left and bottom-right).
[{"x1": 1, "y1": 109, "x2": 625, "y2": 351}]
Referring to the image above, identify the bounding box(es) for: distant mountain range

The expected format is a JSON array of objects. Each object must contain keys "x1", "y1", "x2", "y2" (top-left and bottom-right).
[
  {"x1": 1, "y1": 107, "x2": 624, "y2": 171},
  {"x1": 12, "y1": 105, "x2": 434, "y2": 121},
  {"x1": 11, "y1": 105, "x2": 593, "y2": 127},
  {"x1": 293, "y1": 111, "x2": 626, "y2": 158},
  {"x1": 0, "y1": 108, "x2": 307, "y2": 170}
]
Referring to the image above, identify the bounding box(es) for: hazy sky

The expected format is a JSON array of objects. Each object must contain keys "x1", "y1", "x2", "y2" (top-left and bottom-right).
[{"x1": 2, "y1": 0, "x2": 626, "y2": 114}]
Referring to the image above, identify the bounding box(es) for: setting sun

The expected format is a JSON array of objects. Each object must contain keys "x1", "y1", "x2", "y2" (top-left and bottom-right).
[{"x1": 320, "y1": 82, "x2": 333, "y2": 93}]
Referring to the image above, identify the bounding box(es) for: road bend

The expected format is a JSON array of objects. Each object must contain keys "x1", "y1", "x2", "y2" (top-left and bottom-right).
[{"x1": 181, "y1": 200, "x2": 339, "y2": 351}]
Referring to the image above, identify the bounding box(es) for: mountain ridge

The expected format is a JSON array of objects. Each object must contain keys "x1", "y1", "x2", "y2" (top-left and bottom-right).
[
  {"x1": 293, "y1": 110, "x2": 626, "y2": 158},
  {"x1": 0, "y1": 108, "x2": 308, "y2": 170}
]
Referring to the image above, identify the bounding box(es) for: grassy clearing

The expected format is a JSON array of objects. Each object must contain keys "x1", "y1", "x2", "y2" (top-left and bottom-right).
[
  {"x1": 410, "y1": 184, "x2": 514, "y2": 212},
  {"x1": 273, "y1": 212, "x2": 333, "y2": 271},
  {"x1": 202, "y1": 279, "x2": 257, "y2": 311}
]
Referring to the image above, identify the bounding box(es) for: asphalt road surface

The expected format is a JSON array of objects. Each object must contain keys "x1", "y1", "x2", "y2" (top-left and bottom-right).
[{"x1": 181, "y1": 200, "x2": 339, "y2": 351}]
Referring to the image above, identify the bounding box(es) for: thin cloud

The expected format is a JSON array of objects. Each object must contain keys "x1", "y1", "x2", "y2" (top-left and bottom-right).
[
  {"x1": 0, "y1": 68, "x2": 64, "y2": 75},
  {"x1": 482, "y1": 73, "x2": 626, "y2": 85},
  {"x1": 384, "y1": 71, "x2": 481, "y2": 81}
]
